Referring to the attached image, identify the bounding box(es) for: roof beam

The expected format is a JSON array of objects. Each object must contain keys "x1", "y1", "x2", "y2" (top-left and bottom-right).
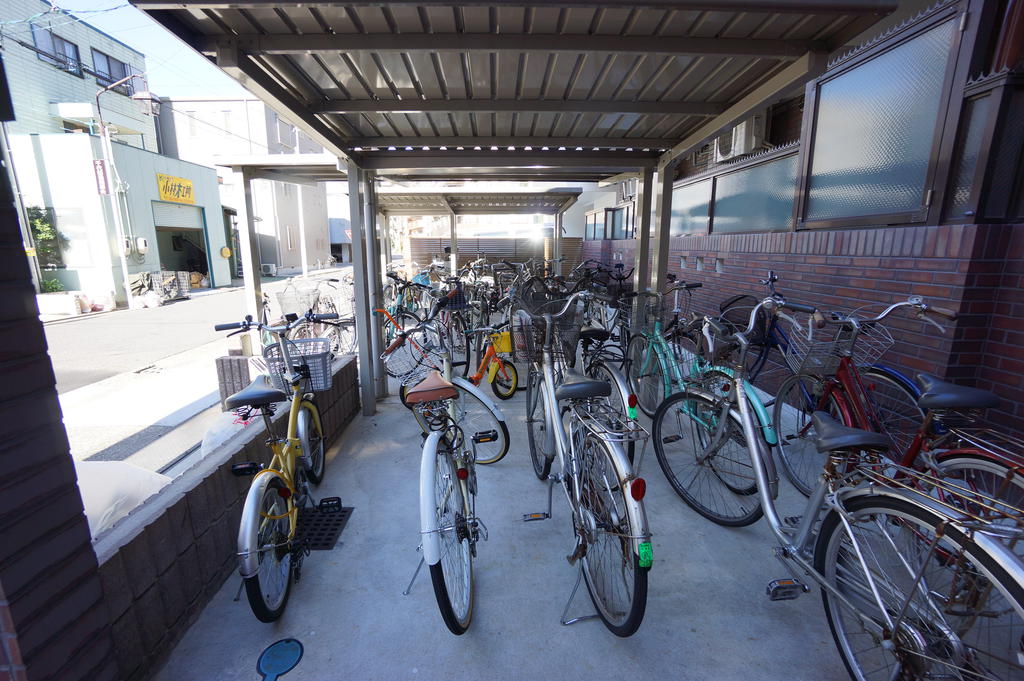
[
  {"x1": 362, "y1": 150, "x2": 658, "y2": 171},
  {"x1": 345, "y1": 136, "x2": 676, "y2": 149},
  {"x1": 315, "y1": 99, "x2": 724, "y2": 116},
  {"x1": 215, "y1": 47, "x2": 357, "y2": 164},
  {"x1": 204, "y1": 34, "x2": 818, "y2": 60},
  {"x1": 660, "y1": 51, "x2": 828, "y2": 165},
  {"x1": 136, "y1": 1, "x2": 898, "y2": 15}
]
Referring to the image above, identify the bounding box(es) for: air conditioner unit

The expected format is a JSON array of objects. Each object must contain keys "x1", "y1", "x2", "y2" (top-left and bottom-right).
[
  {"x1": 260, "y1": 263, "x2": 278, "y2": 276},
  {"x1": 714, "y1": 115, "x2": 765, "y2": 163}
]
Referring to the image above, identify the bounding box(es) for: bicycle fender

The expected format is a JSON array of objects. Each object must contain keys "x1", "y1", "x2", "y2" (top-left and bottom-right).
[
  {"x1": 420, "y1": 431, "x2": 444, "y2": 566},
  {"x1": 298, "y1": 400, "x2": 322, "y2": 437},
  {"x1": 834, "y1": 485, "x2": 1024, "y2": 595},
  {"x1": 451, "y1": 377, "x2": 506, "y2": 423},
  {"x1": 602, "y1": 438, "x2": 651, "y2": 556},
  {"x1": 701, "y1": 365, "x2": 778, "y2": 446},
  {"x1": 237, "y1": 470, "x2": 291, "y2": 579}
]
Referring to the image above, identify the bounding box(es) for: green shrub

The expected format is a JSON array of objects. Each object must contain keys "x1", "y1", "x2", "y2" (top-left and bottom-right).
[{"x1": 41, "y1": 278, "x2": 64, "y2": 293}]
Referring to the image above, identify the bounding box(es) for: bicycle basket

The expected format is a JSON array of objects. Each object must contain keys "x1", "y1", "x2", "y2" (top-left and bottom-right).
[
  {"x1": 784, "y1": 321, "x2": 894, "y2": 375},
  {"x1": 276, "y1": 287, "x2": 320, "y2": 317},
  {"x1": 381, "y1": 327, "x2": 446, "y2": 386},
  {"x1": 491, "y1": 330, "x2": 512, "y2": 354},
  {"x1": 511, "y1": 310, "x2": 539, "y2": 363},
  {"x1": 512, "y1": 301, "x2": 583, "y2": 362},
  {"x1": 264, "y1": 338, "x2": 333, "y2": 392}
]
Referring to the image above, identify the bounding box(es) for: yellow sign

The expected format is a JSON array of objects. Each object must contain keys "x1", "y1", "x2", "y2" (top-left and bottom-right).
[
  {"x1": 220, "y1": 246, "x2": 232, "y2": 258},
  {"x1": 157, "y1": 173, "x2": 195, "y2": 204}
]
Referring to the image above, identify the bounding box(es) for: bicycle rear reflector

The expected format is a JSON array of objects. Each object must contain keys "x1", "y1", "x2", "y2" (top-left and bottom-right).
[
  {"x1": 638, "y1": 541, "x2": 653, "y2": 569},
  {"x1": 627, "y1": 394, "x2": 638, "y2": 420},
  {"x1": 456, "y1": 468, "x2": 469, "y2": 480},
  {"x1": 630, "y1": 477, "x2": 646, "y2": 501}
]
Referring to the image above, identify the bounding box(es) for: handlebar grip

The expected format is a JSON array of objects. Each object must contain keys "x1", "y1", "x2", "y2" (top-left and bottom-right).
[
  {"x1": 704, "y1": 317, "x2": 728, "y2": 337},
  {"x1": 684, "y1": 282, "x2": 703, "y2": 290},
  {"x1": 312, "y1": 313, "x2": 339, "y2": 321},
  {"x1": 384, "y1": 335, "x2": 404, "y2": 354},
  {"x1": 782, "y1": 301, "x2": 816, "y2": 315},
  {"x1": 387, "y1": 272, "x2": 401, "y2": 281},
  {"x1": 812, "y1": 310, "x2": 826, "y2": 329},
  {"x1": 622, "y1": 291, "x2": 639, "y2": 299},
  {"x1": 214, "y1": 322, "x2": 244, "y2": 331},
  {"x1": 926, "y1": 306, "x2": 957, "y2": 321}
]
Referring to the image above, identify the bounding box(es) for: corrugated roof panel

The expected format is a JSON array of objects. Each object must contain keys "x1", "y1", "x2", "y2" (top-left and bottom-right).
[
  {"x1": 351, "y1": 6, "x2": 392, "y2": 33},
  {"x1": 494, "y1": 6, "x2": 527, "y2": 33},
  {"x1": 461, "y1": 6, "x2": 493, "y2": 33},
  {"x1": 372, "y1": 53, "x2": 418, "y2": 98},
  {"x1": 387, "y1": 5, "x2": 424, "y2": 33}
]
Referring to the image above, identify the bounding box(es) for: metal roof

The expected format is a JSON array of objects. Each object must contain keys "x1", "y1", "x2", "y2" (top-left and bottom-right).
[
  {"x1": 137, "y1": 0, "x2": 896, "y2": 178},
  {"x1": 377, "y1": 190, "x2": 581, "y2": 215}
]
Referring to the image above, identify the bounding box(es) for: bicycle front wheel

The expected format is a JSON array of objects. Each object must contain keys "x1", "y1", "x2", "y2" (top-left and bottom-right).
[
  {"x1": 773, "y1": 372, "x2": 844, "y2": 497},
  {"x1": 652, "y1": 389, "x2": 763, "y2": 526},
  {"x1": 860, "y1": 367, "x2": 923, "y2": 454},
  {"x1": 429, "y1": 445, "x2": 474, "y2": 635},
  {"x1": 815, "y1": 494, "x2": 1024, "y2": 681},
  {"x1": 578, "y1": 432, "x2": 648, "y2": 637},
  {"x1": 455, "y1": 386, "x2": 510, "y2": 464},
  {"x1": 489, "y1": 358, "x2": 518, "y2": 400}
]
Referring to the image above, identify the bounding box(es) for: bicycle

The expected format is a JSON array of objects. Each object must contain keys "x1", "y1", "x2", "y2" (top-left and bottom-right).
[
  {"x1": 652, "y1": 295, "x2": 1024, "y2": 678},
  {"x1": 464, "y1": 326, "x2": 519, "y2": 400},
  {"x1": 385, "y1": 323, "x2": 492, "y2": 635},
  {"x1": 517, "y1": 290, "x2": 652, "y2": 637},
  {"x1": 214, "y1": 311, "x2": 342, "y2": 622}
]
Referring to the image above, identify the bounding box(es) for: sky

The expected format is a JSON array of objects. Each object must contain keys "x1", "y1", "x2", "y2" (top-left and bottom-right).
[{"x1": 33, "y1": 0, "x2": 251, "y2": 98}]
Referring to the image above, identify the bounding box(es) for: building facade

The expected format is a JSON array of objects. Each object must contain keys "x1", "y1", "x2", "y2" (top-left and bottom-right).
[{"x1": 158, "y1": 97, "x2": 334, "y2": 274}]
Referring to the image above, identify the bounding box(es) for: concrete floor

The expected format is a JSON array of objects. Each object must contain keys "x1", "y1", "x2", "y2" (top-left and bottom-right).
[{"x1": 152, "y1": 387, "x2": 847, "y2": 681}]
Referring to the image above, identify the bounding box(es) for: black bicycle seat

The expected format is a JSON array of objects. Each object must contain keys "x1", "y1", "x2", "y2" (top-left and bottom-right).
[
  {"x1": 555, "y1": 373, "x2": 611, "y2": 401},
  {"x1": 812, "y1": 412, "x2": 890, "y2": 454},
  {"x1": 915, "y1": 374, "x2": 1000, "y2": 411},
  {"x1": 225, "y1": 375, "x2": 288, "y2": 409}
]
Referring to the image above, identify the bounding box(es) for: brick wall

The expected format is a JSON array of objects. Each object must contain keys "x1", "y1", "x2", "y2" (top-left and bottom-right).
[
  {"x1": 587, "y1": 223, "x2": 1024, "y2": 437},
  {"x1": 0, "y1": 99, "x2": 117, "y2": 680},
  {"x1": 94, "y1": 357, "x2": 359, "y2": 681}
]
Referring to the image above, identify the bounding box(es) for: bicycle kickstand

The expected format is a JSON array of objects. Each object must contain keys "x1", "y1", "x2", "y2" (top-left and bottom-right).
[
  {"x1": 560, "y1": 565, "x2": 599, "y2": 627},
  {"x1": 523, "y1": 473, "x2": 557, "y2": 522},
  {"x1": 402, "y1": 546, "x2": 425, "y2": 596}
]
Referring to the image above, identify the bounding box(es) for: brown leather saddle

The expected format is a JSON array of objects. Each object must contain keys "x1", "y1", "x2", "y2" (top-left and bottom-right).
[{"x1": 405, "y1": 370, "x2": 458, "y2": 404}]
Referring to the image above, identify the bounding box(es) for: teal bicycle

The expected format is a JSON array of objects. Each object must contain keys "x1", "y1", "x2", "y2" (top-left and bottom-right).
[{"x1": 625, "y1": 284, "x2": 780, "y2": 452}]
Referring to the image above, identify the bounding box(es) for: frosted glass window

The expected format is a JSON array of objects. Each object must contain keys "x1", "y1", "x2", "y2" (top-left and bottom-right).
[
  {"x1": 945, "y1": 95, "x2": 991, "y2": 218},
  {"x1": 805, "y1": 19, "x2": 956, "y2": 221},
  {"x1": 670, "y1": 180, "x2": 711, "y2": 235},
  {"x1": 712, "y1": 155, "x2": 798, "y2": 233}
]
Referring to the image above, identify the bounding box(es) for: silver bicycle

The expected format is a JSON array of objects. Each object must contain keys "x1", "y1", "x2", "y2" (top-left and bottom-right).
[
  {"x1": 518, "y1": 290, "x2": 651, "y2": 637},
  {"x1": 653, "y1": 294, "x2": 1024, "y2": 679}
]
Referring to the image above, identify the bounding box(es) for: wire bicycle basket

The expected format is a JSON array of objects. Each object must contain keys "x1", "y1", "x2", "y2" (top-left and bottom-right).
[
  {"x1": 264, "y1": 338, "x2": 333, "y2": 392},
  {"x1": 276, "y1": 285, "x2": 320, "y2": 317},
  {"x1": 511, "y1": 300, "x2": 583, "y2": 363},
  {"x1": 784, "y1": 321, "x2": 895, "y2": 376},
  {"x1": 381, "y1": 327, "x2": 447, "y2": 386}
]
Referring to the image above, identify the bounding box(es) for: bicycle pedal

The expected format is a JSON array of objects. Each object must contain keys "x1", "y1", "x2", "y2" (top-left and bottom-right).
[
  {"x1": 230, "y1": 462, "x2": 262, "y2": 477},
  {"x1": 783, "y1": 515, "x2": 802, "y2": 527},
  {"x1": 766, "y1": 578, "x2": 809, "y2": 601},
  {"x1": 523, "y1": 512, "x2": 549, "y2": 522},
  {"x1": 472, "y1": 429, "x2": 498, "y2": 444},
  {"x1": 318, "y1": 497, "x2": 342, "y2": 514},
  {"x1": 661, "y1": 434, "x2": 681, "y2": 444}
]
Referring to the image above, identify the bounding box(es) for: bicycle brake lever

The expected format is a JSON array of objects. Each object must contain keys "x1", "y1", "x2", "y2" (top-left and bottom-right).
[{"x1": 917, "y1": 310, "x2": 946, "y2": 334}]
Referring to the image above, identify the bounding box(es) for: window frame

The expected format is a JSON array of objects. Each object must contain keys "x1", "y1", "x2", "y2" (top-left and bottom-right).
[
  {"x1": 92, "y1": 49, "x2": 136, "y2": 96},
  {"x1": 793, "y1": 2, "x2": 969, "y2": 230},
  {"x1": 30, "y1": 24, "x2": 82, "y2": 77}
]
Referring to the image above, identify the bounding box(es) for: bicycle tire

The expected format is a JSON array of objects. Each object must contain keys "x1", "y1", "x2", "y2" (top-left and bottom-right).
[
  {"x1": 429, "y1": 444, "x2": 474, "y2": 635},
  {"x1": 935, "y1": 452, "x2": 1024, "y2": 558},
  {"x1": 626, "y1": 335, "x2": 665, "y2": 417},
  {"x1": 447, "y1": 314, "x2": 471, "y2": 378},
  {"x1": 457, "y1": 387, "x2": 509, "y2": 464},
  {"x1": 297, "y1": 402, "x2": 325, "y2": 484},
  {"x1": 526, "y1": 366, "x2": 553, "y2": 480},
  {"x1": 243, "y1": 475, "x2": 293, "y2": 622},
  {"x1": 860, "y1": 366, "x2": 923, "y2": 455},
  {"x1": 585, "y1": 359, "x2": 635, "y2": 463},
  {"x1": 815, "y1": 494, "x2": 1024, "y2": 681},
  {"x1": 489, "y1": 359, "x2": 518, "y2": 400},
  {"x1": 334, "y1": 319, "x2": 357, "y2": 355},
  {"x1": 652, "y1": 389, "x2": 763, "y2": 526},
  {"x1": 577, "y1": 431, "x2": 648, "y2": 636},
  {"x1": 773, "y1": 373, "x2": 845, "y2": 497}
]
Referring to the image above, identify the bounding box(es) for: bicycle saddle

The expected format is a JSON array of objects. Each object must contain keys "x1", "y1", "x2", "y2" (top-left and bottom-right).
[
  {"x1": 580, "y1": 326, "x2": 611, "y2": 342},
  {"x1": 225, "y1": 375, "x2": 288, "y2": 409},
  {"x1": 405, "y1": 370, "x2": 458, "y2": 404},
  {"x1": 555, "y1": 372, "x2": 611, "y2": 401},
  {"x1": 915, "y1": 374, "x2": 1000, "y2": 411},
  {"x1": 811, "y1": 412, "x2": 890, "y2": 454}
]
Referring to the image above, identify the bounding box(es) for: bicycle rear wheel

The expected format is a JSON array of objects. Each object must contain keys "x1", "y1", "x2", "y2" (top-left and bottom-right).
[
  {"x1": 578, "y1": 432, "x2": 648, "y2": 637},
  {"x1": 526, "y1": 366, "x2": 553, "y2": 480},
  {"x1": 860, "y1": 367, "x2": 923, "y2": 454},
  {"x1": 429, "y1": 444, "x2": 474, "y2": 635},
  {"x1": 242, "y1": 476, "x2": 293, "y2": 622},
  {"x1": 652, "y1": 389, "x2": 763, "y2": 526},
  {"x1": 815, "y1": 494, "x2": 1024, "y2": 680}
]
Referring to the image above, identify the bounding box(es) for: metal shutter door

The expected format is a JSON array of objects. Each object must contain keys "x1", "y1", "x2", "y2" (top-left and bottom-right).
[{"x1": 153, "y1": 202, "x2": 202, "y2": 230}]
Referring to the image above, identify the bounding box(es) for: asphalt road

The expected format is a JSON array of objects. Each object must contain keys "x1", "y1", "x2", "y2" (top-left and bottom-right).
[{"x1": 44, "y1": 267, "x2": 351, "y2": 394}]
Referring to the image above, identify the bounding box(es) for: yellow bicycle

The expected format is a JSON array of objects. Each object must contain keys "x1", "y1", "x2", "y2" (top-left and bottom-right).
[{"x1": 215, "y1": 311, "x2": 341, "y2": 622}]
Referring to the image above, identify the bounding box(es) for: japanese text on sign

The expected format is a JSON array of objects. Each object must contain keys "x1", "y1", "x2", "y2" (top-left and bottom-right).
[{"x1": 156, "y1": 174, "x2": 195, "y2": 204}]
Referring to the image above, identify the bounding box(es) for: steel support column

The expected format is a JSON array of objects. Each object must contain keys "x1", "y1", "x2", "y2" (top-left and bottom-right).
[
  {"x1": 235, "y1": 169, "x2": 262, "y2": 354},
  {"x1": 650, "y1": 160, "x2": 678, "y2": 298},
  {"x1": 632, "y1": 165, "x2": 655, "y2": 323},
  {"x1": 297, "y1": 184, "x2": 308, "y2": 277},
  {"x1": 347, "y1": 160, "x2": 377, "y2": 415},
  {"x1": 363, "y1": 171, "x2": 388, "y2": 399},
  {"x1": 448, "y1": 211, "x2": 458, "y2": 273}
]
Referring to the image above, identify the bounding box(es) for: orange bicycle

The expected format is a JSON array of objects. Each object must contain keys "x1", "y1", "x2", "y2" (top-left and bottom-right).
[{"x1": 466, "y1": 326, "x2": 518, "y2": 400}]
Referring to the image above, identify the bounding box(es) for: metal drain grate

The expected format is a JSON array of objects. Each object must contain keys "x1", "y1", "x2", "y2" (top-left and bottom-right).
[{"x1": 296, "y1": 506, "x2": 353, "y2": 550}]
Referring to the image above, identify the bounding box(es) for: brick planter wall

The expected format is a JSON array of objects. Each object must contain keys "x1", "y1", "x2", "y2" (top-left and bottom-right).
[
  {"x1": 94, "y1": 356, "x2": 359, "y2": 681},
  {"x1": 587, "y1": 223, "x2": 1024, "y2": 437}
]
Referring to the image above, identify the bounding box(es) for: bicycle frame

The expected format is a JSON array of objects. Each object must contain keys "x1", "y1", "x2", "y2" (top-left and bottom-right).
[{"x1": 468, "y1": 340, "x2": 512, "y2": 387}]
